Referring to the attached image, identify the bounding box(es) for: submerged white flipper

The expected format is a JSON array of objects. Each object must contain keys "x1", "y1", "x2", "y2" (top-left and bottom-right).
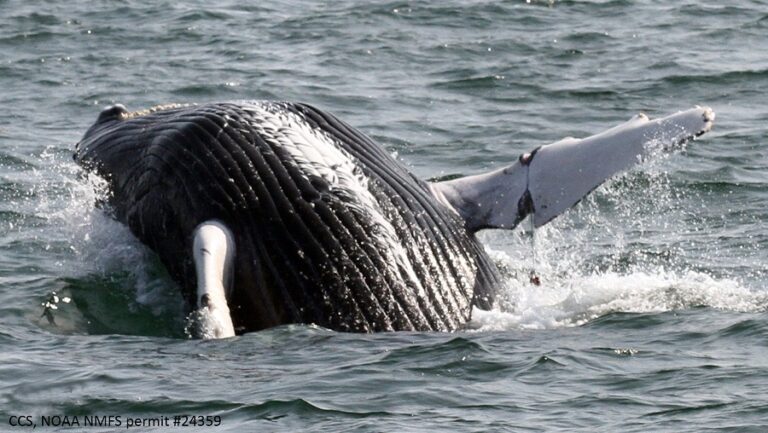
[
  {"x1": 432, "y1": 106, "x2": 715, "y2": 231},
  {"x1": 192, "y1": 221, "x2": 236, "y2": 339}
]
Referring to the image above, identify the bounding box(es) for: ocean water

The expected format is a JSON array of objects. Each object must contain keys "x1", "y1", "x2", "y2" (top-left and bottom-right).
[{"x1": 1, "y1": 0, "x2": 767, "y2": 431}]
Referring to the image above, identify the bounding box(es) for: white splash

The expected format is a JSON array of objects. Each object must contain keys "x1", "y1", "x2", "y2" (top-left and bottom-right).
[
  {"x1": 25, "y1": 148, "x2": 182, "y2": 316},
  {"x1": 470, "y1": 266, "x2": 764, "y2": 331},
  {"x1": 469, "y1": 163, "x2": 766, "y2": 332}
]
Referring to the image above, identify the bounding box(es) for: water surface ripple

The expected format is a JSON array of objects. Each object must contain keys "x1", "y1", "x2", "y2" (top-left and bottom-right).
[{"x1": 1, "y1": 0, "x2": 767, "y2": 431}]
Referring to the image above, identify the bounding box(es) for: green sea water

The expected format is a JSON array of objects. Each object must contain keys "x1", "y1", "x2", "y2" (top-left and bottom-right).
[{"x1": 1, "y1": 1, "x2": 767, "y2": 431}]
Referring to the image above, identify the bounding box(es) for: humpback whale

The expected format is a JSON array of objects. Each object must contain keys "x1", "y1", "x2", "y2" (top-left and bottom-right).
[{"x1": 75, "y1": 101, "x2": 714, "y2": 338}]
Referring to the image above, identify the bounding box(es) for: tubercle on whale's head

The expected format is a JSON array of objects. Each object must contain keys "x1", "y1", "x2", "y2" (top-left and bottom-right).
[
  {"x1": 96, "y1": 104, "x2": 130, "y2": 122},
  {"x1": 75, "y1": 104, "x2": 130, "y2": 155},
  {"x1": 75, "y1": 103, "x2": 193, "y2": 160},
  {"x1": 118, "y1": 103, "x2": 192, "y2": 120},
  {"x1": 91, "y1": 103, "x2": 194, "y2": 126}
]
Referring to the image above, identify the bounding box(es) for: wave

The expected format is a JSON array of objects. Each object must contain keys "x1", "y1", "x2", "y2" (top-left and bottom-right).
[
  {"x1": 431, "y1": 74, "x2": 507, "y2": 90},
  {"x1": 659, "y1": 68, "x2": 768, "y2": 86},
  {"x1": 471, "y1": 268, "x2": 765, "y2": 331}
]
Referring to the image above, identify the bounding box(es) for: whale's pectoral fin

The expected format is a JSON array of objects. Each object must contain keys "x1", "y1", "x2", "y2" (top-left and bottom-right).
[
  {"x1": 189, "y1": 221, "x2": 236, "y2": 339},
  {"x1": 431, "y1": 106, "x2": 715, "y2": 232}
]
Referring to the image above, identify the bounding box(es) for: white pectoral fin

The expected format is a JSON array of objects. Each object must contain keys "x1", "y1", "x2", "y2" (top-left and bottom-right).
[
  {"x1": 431, "y1": 106, "x2": 714, "y2": 232},
  {"x1": 431, "y1": 163, "x2": 530, "y2": 232},
  {"x1": 529, "y1": 106, "x2": 714, "y2": 227},
  {"x1": 191, "y1": 220, "x2": 236, "y2": 339}
]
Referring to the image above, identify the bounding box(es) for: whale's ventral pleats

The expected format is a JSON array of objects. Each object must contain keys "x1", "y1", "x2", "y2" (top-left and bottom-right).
[{"x1": 75, "y1": 101, "x2": 501, "y2": 334}]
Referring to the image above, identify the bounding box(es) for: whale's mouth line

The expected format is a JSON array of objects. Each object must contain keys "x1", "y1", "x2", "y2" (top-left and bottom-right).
[{"x1": 118, "y1": 103, "x2": 193, "y2": 120}]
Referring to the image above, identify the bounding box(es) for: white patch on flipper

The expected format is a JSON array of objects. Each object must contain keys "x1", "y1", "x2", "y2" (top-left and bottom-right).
[
  {"x1": 191, "y1": 221, "x2": 236, "y2": 339},
  {"x1": 239, "y1": 103, "x2": 431, "y2": 311}
]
